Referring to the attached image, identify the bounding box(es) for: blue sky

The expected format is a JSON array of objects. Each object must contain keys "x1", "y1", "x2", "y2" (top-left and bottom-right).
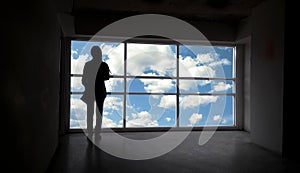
[{"x1": 70, "y1": 41, "x2": 235, "y2": 128}]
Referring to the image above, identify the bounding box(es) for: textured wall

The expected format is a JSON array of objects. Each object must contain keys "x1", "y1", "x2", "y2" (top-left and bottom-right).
[{"x1": 1, "y1": 0, "x2": 61, "y2": 172}]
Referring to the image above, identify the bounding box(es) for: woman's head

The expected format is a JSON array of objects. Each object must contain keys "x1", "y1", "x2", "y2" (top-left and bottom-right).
[{"x1": 91, "y1": 46, "x2": 102, "y2": 59}]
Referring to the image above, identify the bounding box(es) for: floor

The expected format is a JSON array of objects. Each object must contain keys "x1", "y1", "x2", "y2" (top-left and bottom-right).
[{"x1": 47, "y1": 131, "x2": 297, "y2": 173}]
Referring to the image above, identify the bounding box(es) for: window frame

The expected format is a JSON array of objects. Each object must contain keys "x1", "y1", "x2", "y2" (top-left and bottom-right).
[{"x1": 64, "y1": 36, "x2": 243, "y2": 132}]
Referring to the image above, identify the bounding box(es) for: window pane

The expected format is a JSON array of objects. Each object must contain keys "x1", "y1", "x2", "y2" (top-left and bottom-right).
[
  {"x1": 127, "y1": 43, "x2": 176, "y2": 77},
  {"x1": 209, "y1": 80, "x2": 235, "y2": 94},
  {"x1": 71, "y1": 41, "x2": 124, "y2": 75},
  {"x1": 103, "y1": 95, "x2": 124, "y2": 128},
  {"x1": 70, "y1": 94, "x2": 87, "y2": 129},
  {"x1": 71, "y1": 41, "x2": 90, "y2": 75},
  {"x1": 179, "y1": 45, "x2": 234, "y2": 78},
  {"x1": 127, "y1": 78, "x2": 176, "y2": 93},
  {"x1": 179, "y1": 95, "x2": 234, "y2": 127},
  {"x1": 126, "y1": 95, "x2": 176, "y2": 127},
  {"x1": 179, "y1": 80, "x2": 235, "y2": 94},
  {"x1": 105, "y1": 78, "x2": 124, "y2": 92},
  {"x1": 70, "y1": 94, "x2": 123, "y2": 129},
  {"x1": 71, "y1": 77, "x2": 84, "y2": 92},
  {"x1": 102, "y1": 42, "x2": 124, "y2": 76},
  {"x1": 71, "y1": 77, "x2": 124, "y2": 93}
]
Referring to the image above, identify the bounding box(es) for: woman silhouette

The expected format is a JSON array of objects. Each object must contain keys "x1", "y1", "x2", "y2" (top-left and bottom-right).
[
  {"x1": 81, "y1": 46, "x2": 103, "y2": 139},
  {"x1": 95, "y1": 49, "x2": 110, "y2": 138}
]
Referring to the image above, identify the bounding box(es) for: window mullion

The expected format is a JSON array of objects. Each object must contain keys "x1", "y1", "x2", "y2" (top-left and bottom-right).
[
  {"x1": 176, "y1": 44, "x2": 180, "y2": 127},
  {"x1": 123, "y1": 43, "x2": 127, "y2": 128}
]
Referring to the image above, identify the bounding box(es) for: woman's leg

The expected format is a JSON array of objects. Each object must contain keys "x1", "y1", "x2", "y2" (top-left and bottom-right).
[
  {"x1": 86, "y1": 100, "x2": 94, "y2": 136},
  {"x1": 95, "y1": 97, "x2": 104, "y2": 134}
]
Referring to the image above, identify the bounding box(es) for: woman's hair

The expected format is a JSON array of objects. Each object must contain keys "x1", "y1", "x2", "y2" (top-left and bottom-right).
[{"x1": 91, "y1": 46, "x2": 102, "y2": 58}]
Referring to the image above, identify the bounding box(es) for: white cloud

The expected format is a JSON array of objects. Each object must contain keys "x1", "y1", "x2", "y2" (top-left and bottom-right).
[
  {"x1": 71, "y1": 77, "x2": 84, "y2": 91},
  {"x1": 181, "y1": 95, "x2": 218, "y2": 109},
  {"x1": 221, "y1": 119, "x2": 227, "y2": 124},
  {"x1": 105, "y1": 78, "x2": 123, "y2": 92},
  {"x1": 179, "y1": 56, "x2": 216, "y2": 78},
  {"x1": 158, "y1": 95, "x2": 177, "y2": 109},
  {"x1": 102, "y1": 116, "x2": 118, "y2": 127},
  {"x1": 71, "y1": 53, "x2": 89, "y2": 74},
  {"x1": 71, "y1": 50, "x2": 78, "y2": 55},
  {"x1": 159, "y1": 95, "x2": 218, "y2": 110},
  {"x1": 192, "y1": 65, "x2": 216, "y2": 77},
  {"x1": 189, "y1": 113, "x2": 203, "y2": 125},
  {"x1": 217, "y1": 47, "x2": 231, "y2": 50},
  {"x1": 100, "y1": 44, "x2": 116, "y2": 56},
  {"x1": 178, "y1": 52, "x2": 232, "y2": 91},
  {"x1": 70, "y1": 97, "x2": 88, "y2": 129},
  {"x1": 104, "y1": 96, "x2": 123, "y2": 111},
  {"x1": 127, "y1": 43, "x2": 176, "y2": 76},
  {"x1": 140, "y1": 75, "x2": 175, "y2": 93},
  {"x1": 213, "y1": 115, "x2": 221, "y2": 121},
  {"x1": 127, "y1": 111, "x2": 158, "y2": 127},
  {"x1": 196, "y1": 54, "x2": 214, "y2": 64},
  {"x1": 71, "y1": 97, "x2": 87, "y2": 112},
  {"x1": 179, "y1": 52, "x2": 232, "y2": 78},
  {"x1": 208, "y1": 58, "x2": 231, "y2": 67},
  {"x1": 179, "y1": 79, "x2": 211, "y2": 91},
  {"x1": 165, "y1": 117, "x2": 171, "y2": 122},
  {"x1": 179, "y1": 80, "x2": 197, "y2": 91},
  {"x1": 102, "y1": 44, "x2": 124, "y2": 75},
  {"x1": 212, "y1": 82, "x2": 232, "y2": 92}
]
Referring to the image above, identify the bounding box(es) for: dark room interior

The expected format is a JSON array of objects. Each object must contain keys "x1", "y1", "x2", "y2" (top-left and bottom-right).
[{"x1": 1, "y1": 0, "x2": 297, "y2": 172}]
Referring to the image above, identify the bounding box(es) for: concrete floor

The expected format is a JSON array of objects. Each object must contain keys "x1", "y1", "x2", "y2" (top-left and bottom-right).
[{"x1": 47, "y1": 131, "x2": 297, "y2": 173}]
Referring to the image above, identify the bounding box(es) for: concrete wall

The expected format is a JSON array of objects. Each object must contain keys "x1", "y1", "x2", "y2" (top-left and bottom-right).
[
  {"x1": 249, "y1": 0, "x2": 285, "y2": 154},
  {"x1": 182, "y1": 20, "x2": 237, "y2": 42},
  {"x1": 243, "y1": 41, "x2": 251, "y2": 132},
  {"x1": 236, "y1": 17, "x2": 252, "y2": 132},
  {"x1": 1, "y1": 0, "x2": 61, "y2": 172},
  {"x1": 236, "y1": 0, "x2": 285, "y2": 153},
  {"x1": 72, "y1": 15, "x2": 237, "y2": 42}
]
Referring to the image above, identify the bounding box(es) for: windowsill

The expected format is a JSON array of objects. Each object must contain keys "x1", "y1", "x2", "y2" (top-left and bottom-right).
[{"x1": 68, "y1": 126, "x2": 242, "y2": 133}]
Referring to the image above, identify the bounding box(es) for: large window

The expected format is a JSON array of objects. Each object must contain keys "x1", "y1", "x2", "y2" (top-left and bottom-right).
[{"x1": 69, "y1": 40, "x2": 236, "y2": 129}]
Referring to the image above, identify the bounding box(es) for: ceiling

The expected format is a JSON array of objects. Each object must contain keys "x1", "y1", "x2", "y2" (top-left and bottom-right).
[{"x1": 55, "y1": 0, "x2": 266, "y2": 36}]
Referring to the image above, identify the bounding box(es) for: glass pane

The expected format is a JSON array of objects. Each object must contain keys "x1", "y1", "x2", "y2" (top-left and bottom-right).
[
  {"x1": 71, "y1": 77, "x2": 123, "y2": 93},
  {"x1": 71, "y1": 41, "x2": 124, "y2": 75},
  {"x1": 103, "y1": 95, "x2": 124, "y2": 128},
  {"x1": 70, "y1": 94, "x2": 123, "y2": 129},
  {"x1": 71, "y1": 41, "x2": 90, "y2": 75},
  {"x1": 102, "y1": 42, "x2": 124, "y2": 76},
  {"x1": 209, "y1": 80, "x2": 234, "y2": 94},
  {"x1": 179, "y1": 80, "x2": 235, "y2": 94},
  {"x1": 70, "y1": 94, "x2": 87, "y2": 129},
  {"x1": 127, "y1": 43, "x2": 176, "y2": 77},
  {"x1": 179, "y1": 45, "x2": 234, "y2": 78},
  {"x1": 71, "y1": 77, "x2": 85, "y2": 92},
  {"x1": 179, "y1": 95, "x2": 234, "y2": 127},
  {"x1": 126, "y1": 95, "x2": 176, "y2": 127},
  {"x1": 105, "y1": 78, "x2": 124, "y2": 92},
  {"x1": 127, "y1": 78, "x2": 176, "y2": 93}
]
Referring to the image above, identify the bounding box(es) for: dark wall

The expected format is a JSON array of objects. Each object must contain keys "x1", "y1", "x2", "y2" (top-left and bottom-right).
[
  {"x1": 282, "y1": 1, "x2": 299, "y2": 161},
  {"x1": 1, "y1": 0, "x2": 61, "y2": 172},
  {"x1": 74, "y1": 16, "x2": 237, "y2": 42},
  {"x1": 249, "y1": 0, "x2": 285, "y2": 154},
  {"x1": 236, "y1": 0, "x2": 285, "y2": 154}
]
